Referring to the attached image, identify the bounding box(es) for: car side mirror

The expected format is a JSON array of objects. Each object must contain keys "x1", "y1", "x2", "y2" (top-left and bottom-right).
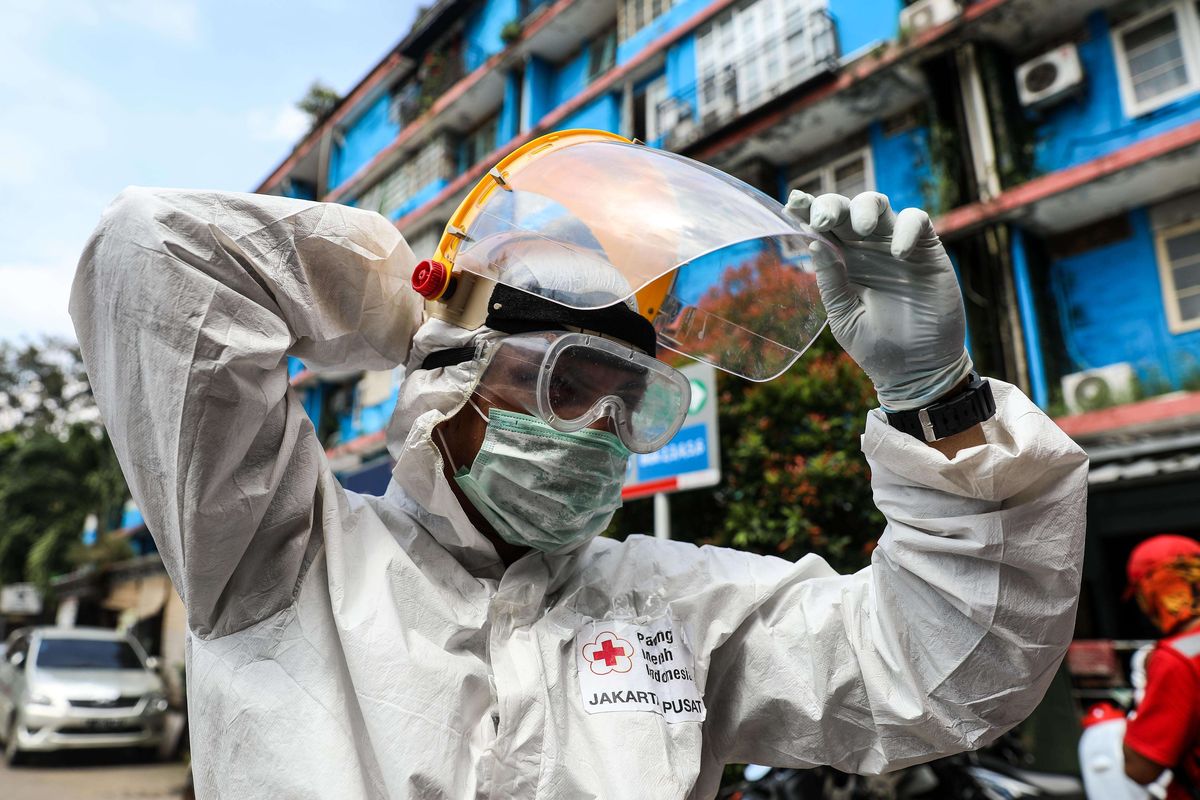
[
  {"x1": 9, "y1": 651, "x2": 24, "y2": 668},
  {"x1": 144, "y1": 656, "x2": 160, "y2": 671}
]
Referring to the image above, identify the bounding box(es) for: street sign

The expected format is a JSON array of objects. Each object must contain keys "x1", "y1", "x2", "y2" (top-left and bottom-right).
[
  {"x1": 82, "y1": 512, "x2": 98, "y2": 546},
  {"x1": 1, "y1": 583, "x2": 43, "y2": 615},
  {"x1": 622, "y1": 361, "x2": 720, "y2": 500}
]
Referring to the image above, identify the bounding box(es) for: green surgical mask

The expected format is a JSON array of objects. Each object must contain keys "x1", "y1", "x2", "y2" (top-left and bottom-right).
[{"x1": 447, "y1": 406, "x2": 630, "y2": 554}]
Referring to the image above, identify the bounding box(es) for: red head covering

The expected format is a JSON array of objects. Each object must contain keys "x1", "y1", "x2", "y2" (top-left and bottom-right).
[{"x1": 1126, "y1": 535, "x2": 1200, "y2": 634}]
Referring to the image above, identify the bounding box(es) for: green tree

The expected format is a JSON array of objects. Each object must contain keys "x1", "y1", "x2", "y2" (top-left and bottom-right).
[
  {"x1": 0, "y1": 424, "x2": 127, "y2": 588},
  {"x1": 297, "y1": 81, "x2": 341, "y2": 127},
  {"x1": 707, "y1": 334, "x2": 883, "y2": 570},
  {"x1": 0, "y1": 338, "x2": 93, "y2": 433},
  {"x1": 0, "y1": 339, "x2": 129, "y2": 589}
]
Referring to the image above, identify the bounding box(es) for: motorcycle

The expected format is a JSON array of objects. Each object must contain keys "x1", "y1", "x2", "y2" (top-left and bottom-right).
[{"x1": 720, "y1": 733, "x2": 1084, "y2": 800}]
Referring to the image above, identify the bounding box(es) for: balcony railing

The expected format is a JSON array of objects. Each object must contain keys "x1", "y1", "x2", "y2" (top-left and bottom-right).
[{"x1": 659, "y1": 9, "x2": 838, "y2": 149}]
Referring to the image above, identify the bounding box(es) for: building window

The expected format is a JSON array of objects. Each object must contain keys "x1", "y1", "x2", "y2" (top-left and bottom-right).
[
  {"x1": 587, "y1": 26, "x2": 617, "y2": 82},
  {"x1": 1157, "y1": 217, "x2": 1200, "y2": 333},
  {"x1": 638, "y1": 75, "x2": 670, "y2": 142},
  {"x1": 693, "y1": 0, "x2": 833, "y2": 124},
  {"x1": 619, "y1": 0, "x2": 674, "y2": 42},
  {"x1": 788, "y1": 147, "x2": 875, "y2": 199},
  {"x1": 1111, "y1": 1, "x2": 1200, "y2": 117},
  {"x1": 358, "y1": 135, "x2": 453, "y2": 218},
  {"x1": 461, "y1": 114, "x2": 499, "y2": 171}
]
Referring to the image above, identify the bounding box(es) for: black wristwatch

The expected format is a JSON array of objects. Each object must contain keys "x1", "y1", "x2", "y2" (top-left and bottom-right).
[{"x1": 884, "y1": 373, "x2": 995, "y2": 442}]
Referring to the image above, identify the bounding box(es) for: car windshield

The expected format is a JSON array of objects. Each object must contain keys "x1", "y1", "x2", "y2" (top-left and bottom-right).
[{"x1": 35, "y1": 638, "x2": 143, "y2": 670}]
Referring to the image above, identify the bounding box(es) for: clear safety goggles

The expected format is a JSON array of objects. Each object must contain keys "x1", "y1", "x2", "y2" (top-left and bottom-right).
[{"x1": 472, "y1": 331, "x2": 691, "y2": 454}]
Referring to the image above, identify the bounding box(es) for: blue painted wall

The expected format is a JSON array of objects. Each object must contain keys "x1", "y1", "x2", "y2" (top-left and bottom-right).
[
  {"x1": 287, "y1": 356, "x2": 307, "y2": 380},
  {"x1": 282, "y1": 180, "x2": 317, "y2": 201},
  {"x1": 1034, "y1": 11, "x2": 1200, "y2": 174},
  {"x1": 358, "y1": 383, "x2": 400, "y2": 436},
  {"x1": 618, "y1": 0, "x2": 709, "y2": 65},
  {"x1": 829, "y1": 0, "x2": 901, "y2": 58},
  {"x1": 525, "y1": 55, "x2": 557, "y2": 130},
  {"x1": 1050, "y1": 207, "x2": 1200, "y2": 389},
  {"x1": 301, "y1": 384, "x2": 324, "y2": 431},
  {"x1": 500, "y1": 69, "x2": 523, "y2": 141},
  {"x1": 328, "y1": 93, "x2": 400, "y2": 190},
  {"x1": 553, "y1": 48, "x2": 592, "y2": 110},
  {"x1": 464, "y1": 0, "x2": 521, "y2": 71},
  {"x1": 335, "y1": 381, "x2": 401, "y2": 445},
  {"x1": 557, "y1": 93, "x2": 621, "y2": 132},
  {"x1": 869, "y1": 120, "x2": 932, "y2": 212},
  {"x1": 664, "y1": 34, "x2": 698, "y2": 126}
]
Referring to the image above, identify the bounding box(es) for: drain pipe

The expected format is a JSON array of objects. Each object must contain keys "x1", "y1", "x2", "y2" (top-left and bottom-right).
[{"x1": 1010, "y1": 227, "x2": 1050, "y2": 408}]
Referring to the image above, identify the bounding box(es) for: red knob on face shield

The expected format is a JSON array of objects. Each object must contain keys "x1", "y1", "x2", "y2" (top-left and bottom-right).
[{"x1": 412, "y1": 260, "x2": 449, "y2": 299}]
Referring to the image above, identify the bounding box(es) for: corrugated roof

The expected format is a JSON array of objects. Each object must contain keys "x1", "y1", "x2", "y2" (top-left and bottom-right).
[{"x1": 1084, "y1": 429, "x2": 1200, "y2": 486}]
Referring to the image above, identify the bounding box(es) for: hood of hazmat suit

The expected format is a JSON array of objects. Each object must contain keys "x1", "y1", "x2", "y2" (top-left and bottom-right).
[{"x1": 71, "y1": 140, "x2": 1088, "y2": 799}]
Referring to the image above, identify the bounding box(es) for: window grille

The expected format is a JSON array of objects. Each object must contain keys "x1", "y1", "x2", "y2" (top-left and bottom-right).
[
  {"x1": 619, "y1": 0, "x2": 674, "y2": 42},
  {"x1": 789, "y1": 147, "x2": 875, "y2": 200}
]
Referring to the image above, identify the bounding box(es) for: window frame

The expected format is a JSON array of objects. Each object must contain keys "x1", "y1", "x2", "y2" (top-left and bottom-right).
[
  {"x1": 462, "y1": 113, "x2": 500, "y2": 171},
  {"x1": 787, "y1": 146, "x2": 876, "y2": 200},
  {"x1": 586, "y1": 26, "x2": 618, "y2": 83},
  {"x1": 620, "y1": 0, "x2": 674, "y2": 42},
  {"x1": 642, "y1": 75, "x2": 670, "y2": 143},
  {"x1": 1111, "y1": 0, "x2": 1200, "y2": 118},
  {"x1": 1156, "y1": 216, "x2": 1200, "y2": 334}
]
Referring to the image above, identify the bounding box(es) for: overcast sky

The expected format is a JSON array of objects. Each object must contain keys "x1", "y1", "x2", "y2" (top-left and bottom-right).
[{"x1": 0, "y1": 0, "x2": 419, "y2": 343}]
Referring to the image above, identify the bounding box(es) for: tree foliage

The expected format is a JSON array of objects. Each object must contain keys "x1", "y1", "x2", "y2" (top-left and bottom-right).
[
  {"x1": 0, "y1": 338, "x2": 95, "y2": 433},
  {"x1": 0, "y1": 339, "x2": 127, "y2": 590},
  {"x1": 297, "y1": 81, "x2": 341, "y2": 127},
  {"x1": 707, "y1": 334, "x2": 883, "y2": 571}
]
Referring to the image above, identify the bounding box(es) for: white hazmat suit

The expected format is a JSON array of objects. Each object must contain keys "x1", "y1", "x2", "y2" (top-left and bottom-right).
[{"x1": 70, "y1": 187, "x2": 1089, "y2": 799}]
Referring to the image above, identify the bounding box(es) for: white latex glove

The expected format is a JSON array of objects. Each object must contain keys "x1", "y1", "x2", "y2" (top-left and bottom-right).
[{"x1": 786, "y1": 190, "x2": 973, "y2": 411}]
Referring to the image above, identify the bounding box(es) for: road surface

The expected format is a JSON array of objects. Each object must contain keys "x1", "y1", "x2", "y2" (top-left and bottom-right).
[{"x1": 0, "y1": 750, "x2": 188, "y2": 799}]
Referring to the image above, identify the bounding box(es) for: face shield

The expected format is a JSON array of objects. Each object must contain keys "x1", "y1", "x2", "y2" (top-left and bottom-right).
[
  {"x1": 470, "y1": 331, "x2": 691, "y2": 454},
  {"x1": 424, "y1": 129, "x2": 840, "y2": 382}
]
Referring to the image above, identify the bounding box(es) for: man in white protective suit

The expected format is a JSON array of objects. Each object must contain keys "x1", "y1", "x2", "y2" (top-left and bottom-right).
[{"x1": 69, "y1": 131, "x2": 1087, "y2": 799}]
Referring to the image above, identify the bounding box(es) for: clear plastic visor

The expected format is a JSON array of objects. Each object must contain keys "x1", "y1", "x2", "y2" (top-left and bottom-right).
[
  {"x1": 474, "y1": 332, "x2": 691, "y2": 454},
  {"x1": 453, "y1": 140, "x2": 835, "y2": 381}
]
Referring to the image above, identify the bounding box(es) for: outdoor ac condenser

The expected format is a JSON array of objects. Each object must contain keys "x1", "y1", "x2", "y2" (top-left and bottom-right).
[
  {"x1": 899, "y1": 0, "x2": 961, "y2": 36},
  {"x1": 1017, "y1": 44, "x2": 1085, "y2": 108},
  {"x1": 1061, "y1": 363, "x2": 1137, "y2": 415}
]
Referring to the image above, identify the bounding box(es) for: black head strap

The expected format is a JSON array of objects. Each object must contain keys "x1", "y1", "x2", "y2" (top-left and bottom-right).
[
  {"x1": 420, "y1": 346, "x2": 477, "y2": 370},
  {"x1": 418, "y1": 284, "x2": 658, "y2": 371},
  {"x1": 484, "y1": 284, "x2": 657, "y2": 355}
]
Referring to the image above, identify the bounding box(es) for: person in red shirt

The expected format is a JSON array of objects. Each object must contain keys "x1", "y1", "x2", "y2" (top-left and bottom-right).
[{"x1": 1123, "y1": 534, "x2": 1200, "y2": 799}]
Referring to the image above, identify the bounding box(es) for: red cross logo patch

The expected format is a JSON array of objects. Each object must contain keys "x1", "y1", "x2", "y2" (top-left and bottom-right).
[{"x1": 582, "y1": 631, "x2": 634, "y2": 675}]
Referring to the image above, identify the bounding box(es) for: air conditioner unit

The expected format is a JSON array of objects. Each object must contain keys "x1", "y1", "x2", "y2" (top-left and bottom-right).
[
  {"x1": 1017, "y1": 44, "x2": 1084, "y2": 108},
  {"x1": 899, "y1": 0, "x2": 961, "y2": 36},
  {"x1": 1061, "y1": 363, "x2": 1136, "y2": 415}
]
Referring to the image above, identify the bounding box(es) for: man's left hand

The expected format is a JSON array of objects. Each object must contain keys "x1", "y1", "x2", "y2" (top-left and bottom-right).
[{"x1": 786, "y1": 190, "x2": 973, "y2": 412}]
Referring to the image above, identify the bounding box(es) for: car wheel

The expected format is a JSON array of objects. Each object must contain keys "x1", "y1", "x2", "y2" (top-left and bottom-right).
[{"x1": 5, "y1": 717, "x2": 27, "y2": 766}]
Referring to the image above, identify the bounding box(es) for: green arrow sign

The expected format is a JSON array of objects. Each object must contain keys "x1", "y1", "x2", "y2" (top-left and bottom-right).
[{"x1": 688, "y1": 378, "x2": 707, "y2": 416}]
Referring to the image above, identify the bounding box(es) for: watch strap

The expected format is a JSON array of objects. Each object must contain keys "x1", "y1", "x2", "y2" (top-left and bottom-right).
[{"x1": 885, "y1": 373, "x2": 996, "y2": 442}]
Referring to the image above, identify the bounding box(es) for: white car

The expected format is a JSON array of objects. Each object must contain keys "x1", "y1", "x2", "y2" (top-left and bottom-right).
[{"x1": 0, "y1": 626, "x2": 168, "y2": 765}]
